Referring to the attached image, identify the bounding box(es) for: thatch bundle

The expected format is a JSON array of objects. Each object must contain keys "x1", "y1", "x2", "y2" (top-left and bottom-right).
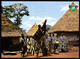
[{"x1": 48, "y1": 10, "x2": 79, "y2": 33}]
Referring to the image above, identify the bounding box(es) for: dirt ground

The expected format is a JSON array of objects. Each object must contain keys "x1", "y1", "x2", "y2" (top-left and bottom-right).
[{"x1": 1, "y1": 46, "x2": 79, "y2": 58}]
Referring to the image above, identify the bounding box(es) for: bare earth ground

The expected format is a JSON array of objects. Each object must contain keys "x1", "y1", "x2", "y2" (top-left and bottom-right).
[{"x1": 1, "y1": 46, "x2": 79, "y2": 58}]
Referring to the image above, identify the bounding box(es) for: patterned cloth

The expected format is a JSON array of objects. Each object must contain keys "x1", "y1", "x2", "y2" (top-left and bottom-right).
[
  {"x1": 21, "y1": 37, "x2": 27, "y2": 46},
  {"x1": 45, "y1": 36, "x2": 51, "y2": 51},
  {"x1": 52, "y1": 36, "x2": 59, "y2": 53},
  {"x1": 58, "y1": 35, "x2": 68, "y2": 52},
  {"x1": 27, "y1": 38, "x2": 31, "y2": 53}
]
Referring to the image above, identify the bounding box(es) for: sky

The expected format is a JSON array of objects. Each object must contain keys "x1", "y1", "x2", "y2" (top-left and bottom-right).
[{"x1": 2, "y1": 1, "x2": 79, "y2": 32}]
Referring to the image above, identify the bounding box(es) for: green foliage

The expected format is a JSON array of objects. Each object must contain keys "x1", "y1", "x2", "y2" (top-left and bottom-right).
[{"x1": 2, "y1": 3, "x2": 30, "y2": 26}]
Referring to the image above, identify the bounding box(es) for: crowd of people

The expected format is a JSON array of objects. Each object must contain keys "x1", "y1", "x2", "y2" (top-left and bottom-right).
[
  {"x1": 45, "y1": 33, "x2": 69, "y2": 54},
  {"x1": 20, "y1": 34, "x2": 38, "y2": 57},
  {"x1": 20, "y1": 33, "x2": 69, "y2": 57}
]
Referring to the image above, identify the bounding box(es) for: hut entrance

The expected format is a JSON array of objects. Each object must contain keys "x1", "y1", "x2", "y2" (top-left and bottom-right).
[{"x1": 2, "y1": 37, "x2": 12, "y2": 51}]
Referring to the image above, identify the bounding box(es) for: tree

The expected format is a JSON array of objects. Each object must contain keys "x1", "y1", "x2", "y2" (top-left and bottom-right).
[
  {"x1": 2, "y1": 3, "x2": 29, "y2": 26},
  {"x1": 46, "y1": 24, "x2": 52, "y2": 32}
]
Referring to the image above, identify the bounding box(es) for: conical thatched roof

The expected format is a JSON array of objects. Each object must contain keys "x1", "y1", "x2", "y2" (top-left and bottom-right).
[
  {"x1": 1, "y1": 14, "x2": 26, "y2": 37},
  {"x1": 48, "y1": 9, "x2": 79, "y2": 33},
  {"x1": 26, "y1": 23, "x2": 38, "y2": 36}
]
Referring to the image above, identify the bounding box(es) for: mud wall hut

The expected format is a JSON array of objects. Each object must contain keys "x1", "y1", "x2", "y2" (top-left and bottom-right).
[
  {"x1": 48, "y1": 3, "x2": 79, "y2": 46},
  {"x1": 1, "y1": 14, "x2": 26, "y2": 51}
]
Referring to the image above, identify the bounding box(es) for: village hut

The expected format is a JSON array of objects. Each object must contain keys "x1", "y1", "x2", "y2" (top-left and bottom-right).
[
  {"x1": 48, "y1": 3, "x2": 79, "y2": 46},
  {"x1": 1, "y1": 14, "x2": 27, "y2": 51},
  {"x1": 26, "y1": 23, "x2": 38, "y2": 37}
]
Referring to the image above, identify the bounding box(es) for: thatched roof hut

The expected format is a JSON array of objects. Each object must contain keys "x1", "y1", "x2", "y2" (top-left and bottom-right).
[
  {"x1": 1, "y1": 14, "x2": 27, "y2": 50},
  {"x1": 26, "y1": 23, "x2": 38, "y2": 36},
  {"x1": 48, "y1": 3, "x2": 79, "y2": 46},
  {"x1": 1, "y1": 14, "x2": 26, "y2": 37},
  {"x1": 48, "y1": 9, "x2": 79, "y2": 33}
]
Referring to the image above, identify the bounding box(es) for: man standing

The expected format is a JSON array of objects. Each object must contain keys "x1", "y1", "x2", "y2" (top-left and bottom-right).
[
  {"x1": 35, "y1": 44, "x2": 39, "y2": 57},
  {"x1": 49, "y1": 34, "x2": 53, "y2": 54},
  {"x1": 47, "y1": 34, "x2": 51, "y2": 54},
  {"x1": 58, "y1": 33, "x2": 68, "y2": 52},
  {"x1": 21, "y1": 34, "x2": 27, "y2": 57},
  {"x1": 61, "y1": 33, "x2": 68, "y2": 52},
  {"x1": 42, "y1": 41, "x2": 47, "y2": 56},
  {"x1": 27, "y1": 37, "x2": 31, "y2": 56},
  {"x1": 30, "y1": 37, "x2": 35, "y2": 55},
  {"x1": 52, "y1": 33, "x2": 59, "y2": 54}
]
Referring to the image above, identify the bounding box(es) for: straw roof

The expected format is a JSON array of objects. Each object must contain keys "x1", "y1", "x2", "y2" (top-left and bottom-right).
[
  {"x1": 48, "y1": 9, "x2": 79, "y2": 33},
  {"x1": 1, "y1": 14, "x2": 26, "y2": 37},
  {"x1": 26, "y1": 23, "x2": 38, "y2": 36}
]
